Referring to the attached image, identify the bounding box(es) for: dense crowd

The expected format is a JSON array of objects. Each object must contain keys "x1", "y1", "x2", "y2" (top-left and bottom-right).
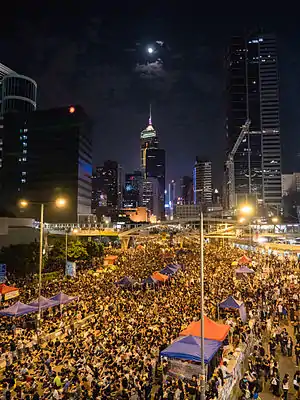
[{"x1": 0, "y1": 240, "x2": 298, "y2": 399}]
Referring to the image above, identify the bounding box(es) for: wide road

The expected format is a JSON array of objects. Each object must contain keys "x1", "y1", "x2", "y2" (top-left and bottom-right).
[{"x1": 261, "y1": 326, "x2": 298, "y2": 399}]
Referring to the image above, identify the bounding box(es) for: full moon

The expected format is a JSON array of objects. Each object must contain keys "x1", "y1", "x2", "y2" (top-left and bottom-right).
[{"x1": 147, "y1": 47, "x2": 154, "y2": 54}]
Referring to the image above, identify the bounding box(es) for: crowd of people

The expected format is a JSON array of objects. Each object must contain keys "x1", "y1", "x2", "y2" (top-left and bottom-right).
[{"x1": 0, "y1": 239, "x2": 298, "y2": 399}]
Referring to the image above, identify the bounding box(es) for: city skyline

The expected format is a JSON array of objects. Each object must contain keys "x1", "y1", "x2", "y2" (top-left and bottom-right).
[{"x1": 2, "y1": 6, "x2": 300, "y2": 188}]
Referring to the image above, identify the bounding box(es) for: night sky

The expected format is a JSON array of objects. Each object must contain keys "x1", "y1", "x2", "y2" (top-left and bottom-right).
[{"x1": 2, "y1": 4, "x2": 300, "y2": 188}]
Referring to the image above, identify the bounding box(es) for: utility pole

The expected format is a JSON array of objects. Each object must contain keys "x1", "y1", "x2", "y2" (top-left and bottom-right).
[{"x1": 200, "y1": 211, "x2": 205, "y2": 400}]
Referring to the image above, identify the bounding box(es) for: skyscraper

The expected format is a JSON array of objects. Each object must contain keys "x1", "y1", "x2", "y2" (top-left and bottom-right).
[
  {"x1": 140, "y1": 106, "x2": 165, "y2": 220},
  {"x1": 226, "y1": 32, "x2": 281, "y2": 209},
  {"x1": 0, "y1": 63, "x2": 37, "y2": 169},
  {"x1": 0, "y1": 105, "x2": 92, "y2": 223},
  {"x1": 123, "y1": 170, "x2": 143, "y2": 208},
  {"x1": 92, "y1": 160, "x2": 123, "y2": 213},
  {"x1": 180, "y1": 176, "x2": 193, "y2": 204},
  {"x1": 140, "y1": 106, "x2": 159, "y2": 176},
  {"x1": 193, "y1": 159, "x2": 212, "y2": 206}
]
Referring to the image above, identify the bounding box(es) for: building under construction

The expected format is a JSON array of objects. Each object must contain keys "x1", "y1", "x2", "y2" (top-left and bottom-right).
[{"x1": 225, "y1": 32, "x2": 282, "y2": 211}]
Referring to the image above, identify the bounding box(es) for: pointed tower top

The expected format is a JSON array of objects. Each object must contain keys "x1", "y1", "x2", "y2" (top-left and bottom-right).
[{"x1": 149, "y1": 103, "x2": 152, "y2": 125}]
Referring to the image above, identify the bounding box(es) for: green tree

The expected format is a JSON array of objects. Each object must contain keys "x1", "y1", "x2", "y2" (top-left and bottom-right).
[
  {"x1": 0, "y1": 242, "x2": 39, "y2": 276},
  {"x1": 85, "y1": 240, "x2": 104, "y2": 261},
  {"x1": 66, "y1": 240, "x2": 88, "y2": 262}
]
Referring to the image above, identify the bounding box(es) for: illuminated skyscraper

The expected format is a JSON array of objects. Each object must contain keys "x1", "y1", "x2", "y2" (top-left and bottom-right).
[
  {"x1": 193, "y1": 159, "x2": 212, "y2": 206},
  {"x1": 140, "y1": 106, "x2": 165, "y2": 220},
  {"x1": 140, "y1": 105, "x2": 159, "y2": 176}
]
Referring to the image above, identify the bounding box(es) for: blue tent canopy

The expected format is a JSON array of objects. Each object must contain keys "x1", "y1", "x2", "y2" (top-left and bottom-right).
[
  {"x1": 160, "y1": 266, "x2": 177, "y2": 276},
  {"x1": 219, "y1": 296, "x2": 243, "y2": 309},
  {"x1": 219, "y1": 296, "x2": 247, "y2": 323},
  {"x1": 29, "y1": 296, "x2": 59, "y2": 309},
  {"x1": 161, "y1": 335, "x2": 222, "y2": 364},
  {"x1": 115, "y1": 276, "x2": 135, "y2": 286},
  {"x1": 143, "y1": 276, "x2": 158, "y2": 285},
  {"x1": 49, "y1": 292, "x2": 78, "y2": 305},
  {"x1": 0, "y1": 301, "x2": 38, "y2": 317}
]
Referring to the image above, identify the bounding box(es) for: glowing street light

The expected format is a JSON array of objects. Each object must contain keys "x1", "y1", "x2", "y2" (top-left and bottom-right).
[
  {"x1": 19, "y1": 199, "x2": 29, "y2": 208},
  {"x1": 239, "y1": 217, "x2": 246, "y2": 224},
  {"x1": 272, "y1": 217, "x2": 279, "y2": 224},
  {"x1": 240, "y1": 205, "x2": 253, "y2": 215},
  {"x1": 55, "y1": 197, "x2": 67, "y2": 208}
]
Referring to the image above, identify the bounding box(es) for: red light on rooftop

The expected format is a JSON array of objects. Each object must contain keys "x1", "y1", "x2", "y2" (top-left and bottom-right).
[{"x1": 69, "y1": 106, "x2": 75, "y2": 114}]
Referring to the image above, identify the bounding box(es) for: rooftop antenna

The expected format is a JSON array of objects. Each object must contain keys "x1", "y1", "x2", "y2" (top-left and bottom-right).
[{"x1": 149, "y1": 103, "x2": 152, "y2": 125}]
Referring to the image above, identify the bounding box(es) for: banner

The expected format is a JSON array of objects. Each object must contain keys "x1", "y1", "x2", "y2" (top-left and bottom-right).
[
  {"x1": 65, "y1": 261, "x2": 76, "y2": 277},
  {"x1": 4, "y1": 290, "x2": 19, "y2": 301},
  {"x1": 0, "y1": 264, "x2": 6, "y2": 283},
  {"x1": 167, "y1": 360, "x2": 206, "y2": 381}
]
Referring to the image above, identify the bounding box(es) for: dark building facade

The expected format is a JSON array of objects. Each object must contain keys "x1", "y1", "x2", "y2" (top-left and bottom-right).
[
  {"x1": 92, "y1": 160, "x2": 123, "y2": 217},
  {"x1": 226, "y1": 32, "x2": 281, "y2": 208},
  {"x1": 145, "y1": 148, "x2": 165, "y2": 220},
  {"x1": 180, "y1": 176, "x2": 193, "y2": 204},
  {"x1": 0, "y1": 63, "x2": 37, "y2": 170},
  {"x1": 0, "y1": 105, "x2": 92, "y2": 222},
  {"x1": 123, "y1": 170, "x2": 143, "y2": 208}
]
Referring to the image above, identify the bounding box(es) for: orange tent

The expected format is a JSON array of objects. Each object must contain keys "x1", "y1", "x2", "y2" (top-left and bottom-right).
[
  {"x1": 0, "y1": 284, "x2": 19, "y2": 301},
  {"x1": 238, "y1": 255, "x2": 251, "y2": 264},
  {"x1": 179, "y1": 316, "x2": 230, "y2": 341},
  {"x1": 152, "y1": 271, "x2": 169, "y2": 282},
  {"x1": 104, "y1": 255, "x2": 118, "y2": 266}
]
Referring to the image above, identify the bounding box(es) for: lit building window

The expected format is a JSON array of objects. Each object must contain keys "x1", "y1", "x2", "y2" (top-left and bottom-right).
[
  {"x1": 22, "y1": 157, "x2": 27, "y2": 162},
  {"x1": 23, "y1": 149, "x2": 27, "y2": 154},
  {"x1": 21, "y1": 179, "x2": 26, "y2": 183}
]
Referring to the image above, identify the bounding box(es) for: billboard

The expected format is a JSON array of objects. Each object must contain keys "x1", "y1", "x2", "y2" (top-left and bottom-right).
[{"x1": 65, "y1": 261, "x2": 76, "y2": 278}]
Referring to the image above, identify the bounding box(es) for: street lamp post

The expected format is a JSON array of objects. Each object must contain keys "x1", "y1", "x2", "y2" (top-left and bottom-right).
[
  {"x1": 240, "y1": 205, "x2": 254, "y2": 248},
  {"x1": 199, "y1": 211, "x2": 205, "y2": 400},
  {"x1": 272, "y1": 217, "x2": 278, "y2": 233},
  {"x1": 37, "y1": 203, "x2": 44, "y2": 329},
  {"x1": 65, "y1": 229, "x2": 69, "y2": 271},
  {"x1": 19, "y1": 197, "x2": 66, "y2": 331}
]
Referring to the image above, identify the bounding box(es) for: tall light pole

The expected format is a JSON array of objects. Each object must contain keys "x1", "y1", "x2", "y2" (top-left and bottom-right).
[
  {"x1": 38, "y1": 203, "x2": 44, "y2": 329},
  {"x1": 200, "y1": 210, "x2": 205, "y2": 400},
  {"x1": 19, "y1": 197, "x2": 66, "y2": 330}
]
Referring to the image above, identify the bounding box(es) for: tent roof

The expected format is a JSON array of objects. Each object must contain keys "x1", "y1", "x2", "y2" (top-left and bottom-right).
[
  {"x1": 104, "y1": 255, "x2": 118, "y2": 260},
  {"x1": 160, "y1": 266, "x2": 177, "y2": 276},
  {"x1": 115, "y1": 276, "x2": 135, "y2": 286},
  {"x1": 152, "y1": 271, "x2": 169, "y2": 282},
  {"x1": 180, "y1": 316, "x2": 229, "y2": 341},
  {"x1": 219, "y1": 295, "x2": 243, "y2": 309},
  {"x1": 29, "y1": 296, "x2": 59, "y2": 309},
  {"x1": 0, "y1": 284, "x2": 19, "y2": 294},
  {"x1": 238, "y1": 255, "x2": 251, "y2": 264},
  {"x1": 143, "y1": 276, "x2": 158, "y2": 284},
  {"x1": 49, "y1": 292, "x2": 78, "y2": 305},
  {"x1": 0, "y1": 301, "x2": 37, "y2": 317},
  {"x1": 161, "y1": 335, "x2": 222, "y2": 363},
  {"x1": 167, "y1": 263, "x2": 181, "y2": 269},
  {"x1": 235, "y1": 265, "x2": 255, "y2": 274}
]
